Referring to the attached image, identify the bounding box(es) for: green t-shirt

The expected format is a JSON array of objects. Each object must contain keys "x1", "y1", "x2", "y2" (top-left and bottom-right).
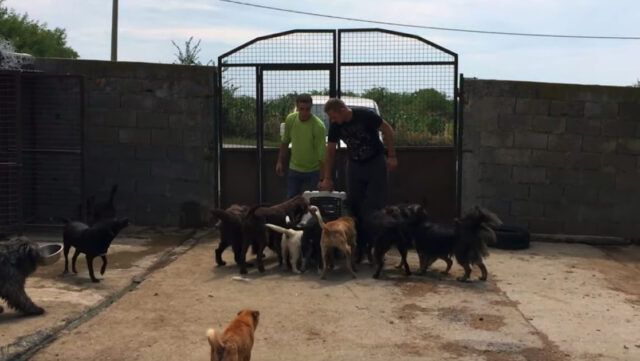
[{"x1": 281, "y1": 112, "x2": 326, "y2": 173}]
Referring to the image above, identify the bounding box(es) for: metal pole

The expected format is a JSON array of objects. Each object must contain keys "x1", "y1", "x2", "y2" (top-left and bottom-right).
[{"x1": 111, "y1": 0, "x2": 118, "y2": 61}]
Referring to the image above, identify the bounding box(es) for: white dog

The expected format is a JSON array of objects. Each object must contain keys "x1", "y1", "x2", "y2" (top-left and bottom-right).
[{"x1": 265, "y1": 222, "x2": 303, "y2": 273}]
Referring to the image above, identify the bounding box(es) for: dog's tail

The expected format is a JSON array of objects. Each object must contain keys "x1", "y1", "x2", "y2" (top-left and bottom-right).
[
  {"x1": 309, "y1": 206, "x2": 326, "y2": 229},
  {"x1": 206, "y1": 328, "x2": 231, "y2": 360},
  {"x1": 265, "y1": 223, "x2": 296, "y2": 237},
  {"x1": 206, "y1": 328, "x2": 217, "y2": 347}
]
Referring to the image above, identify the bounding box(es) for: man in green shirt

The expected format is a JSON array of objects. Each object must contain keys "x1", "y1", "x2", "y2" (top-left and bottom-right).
[{"x1": 276, "y1": 94, "x2": 326, "y2": 199}]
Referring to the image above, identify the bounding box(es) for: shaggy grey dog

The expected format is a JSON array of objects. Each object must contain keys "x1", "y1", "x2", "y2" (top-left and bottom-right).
[{"x1": 0, "y1": 239, "x2": 44, "y2": 315}]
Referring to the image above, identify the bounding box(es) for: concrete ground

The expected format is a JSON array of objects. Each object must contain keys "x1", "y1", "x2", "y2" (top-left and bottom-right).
[
  {"x1": 2, "y1": 233, "x2": 640, "y2": 361},
  {"x1": 0, "y1": 226, "x2": 196, "y2": 361}
]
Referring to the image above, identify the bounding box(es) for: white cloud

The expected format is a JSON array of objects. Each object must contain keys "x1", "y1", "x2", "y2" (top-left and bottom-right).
[{"x1": 120, "y1": 26, "x2": 267, "y2": 44}]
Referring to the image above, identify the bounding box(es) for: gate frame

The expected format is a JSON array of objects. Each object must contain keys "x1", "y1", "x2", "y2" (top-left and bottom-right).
[{"x1": 216, "y1": 28, "x2": 459, "y2": 213}]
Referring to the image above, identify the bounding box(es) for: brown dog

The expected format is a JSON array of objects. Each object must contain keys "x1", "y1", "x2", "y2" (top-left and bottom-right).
[
  {"x1": 309, "y1": 206, "x2": 357, "y2": 280},
  {"x1": 206, "y1": 309, "x2": 260, "y2": 361}
]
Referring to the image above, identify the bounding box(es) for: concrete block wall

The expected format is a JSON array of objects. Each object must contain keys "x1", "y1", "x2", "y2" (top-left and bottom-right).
[
  {"x1": 35, "y1": 59, "x2": 216, "y2": 226},
  {"x1": 462, "y1": 79, "x2": 640, "y2": 238}
]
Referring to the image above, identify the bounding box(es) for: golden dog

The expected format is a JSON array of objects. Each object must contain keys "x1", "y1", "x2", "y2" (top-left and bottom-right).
[
  {"x1": 309, "y1": 206, "x2": 357, "y2": 279},
  {"x1": 206, "y1": 309, "x2": 260, "y2": 361}
]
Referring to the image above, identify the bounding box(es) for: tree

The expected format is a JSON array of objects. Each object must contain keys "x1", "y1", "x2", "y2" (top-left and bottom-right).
[
  {"x1": 172, "y1": 37, "x2": 203, "y2": 65},
  {"x1": 0, "y1": 0, "x2": 78, "y2": 58},
  {"x1": 633, "y1": 79, "x2": 640, "y2": 88}
]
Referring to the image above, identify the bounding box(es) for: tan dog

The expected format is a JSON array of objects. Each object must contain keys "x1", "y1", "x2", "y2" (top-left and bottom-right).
[
  {"x1": 206, "y1": 309, "x2": 260, "y2": 361},
  {"x1": 309, "y1": 206, "x2": 357, "y2": 279}
]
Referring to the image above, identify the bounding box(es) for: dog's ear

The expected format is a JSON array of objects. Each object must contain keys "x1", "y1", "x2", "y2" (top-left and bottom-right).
[{"x1": 251, "y1": 310, "x2": 260, "y2": 323}]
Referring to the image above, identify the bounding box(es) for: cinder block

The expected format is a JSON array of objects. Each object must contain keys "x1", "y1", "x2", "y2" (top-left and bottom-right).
[
  {"x1": 619, "y1": 102, "x2": 640, "y2": 117},
  {"x1": 480, "y1": 164, "x2": 512, "y2": 183},
  {"x1": 119, "y1": 128, "x2": 150, "y2": 145},
  {"x1": 617, "y1": 138, "x2": 640, "y2": 155},
  {"x1": 89, "y1": 92, "x2": 120, "y2": 109},
  {"x1": 137, "y1": 112, "x2": 169, "y2": 128},
  {"x1": 544, "y1": 203, "x2": 581, "y2": 221},
  {"x1": 511, "y1": 200, "x2": 544, "y2": 217},
  {"x1": 585, "y1": 102, "x2": 618, "y2": 118},
  {"x1": 480, "y1": 131, "x2": 514, "y2": 147},
  {"x1": 514, "y1": 131, "x2": 548, "y2": 149},
  {"x1": 548, "y1": 134, "x2": 582, "y2": 152},
  {"x1": 87, "y1": 126, "x2": 118, "y2": 144},
  {"x1": 601, "y1": 154, "x2": 636, "y2": 173},
  {"x1": 498, "y1": 114, "x2": 533, "y2": 130},
  {"x1": 528, "y1": 218, "x2": 563, "y2": 234},
  {"x1": 513, "y1": 166, "x2": 546, "y2": 184},
  {"x1": 530, "y1": 185, "x2": 563, "y2": 203},
  {"x1": 182, "y1": 130, "x2": 202, "y2": 147},
  {"x1": 118, "y1": 160, "x2": 151, "y2": 177},
  {"x1": 532, "y1": 116, "x2": 566, "y2": 133},
  {"x1": 515, "y1": 98, "x2": 549, "y2": 115},
  {"x1": 564, "y1": 186, "x2": 598, "y2": 204},
  {"x1": 480, "y1": 148, "x2": 531, "y2": 166},
  {"x1": 531, "y1": 150, "x2": 568, "y2": 168},
  {"x1": 567, "y1": 153, "x2": 601, "y2": 170},
  {"x1": 601, "y1": 120, "x2": 636, "y2": 137},
  {"x1": 550, "y1": 100, "x2": 585, "y2": 116},
  {"x1": 566, "y1": 118, "x2": 600, "y2": 135},
  {"x1": 104, "y1": 110, "x2": 136, "y2": 127},
  {"x1": 581, "y1": 136, "x2": 616, "y2": 153},
  {"x1": 479, "y1": 183, "x2": 529, "y2": 200},
  {"x1": 136, "y1": 145, "x2": 168, "y2": 161},
  {"x1": 151, "y1": 129, "x2": 181, "y2": 146}
]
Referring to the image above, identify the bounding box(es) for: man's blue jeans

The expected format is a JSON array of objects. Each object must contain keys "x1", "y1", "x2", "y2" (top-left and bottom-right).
[{"x1": 287, "y1": 169, "x2": 320, "y2": 199}]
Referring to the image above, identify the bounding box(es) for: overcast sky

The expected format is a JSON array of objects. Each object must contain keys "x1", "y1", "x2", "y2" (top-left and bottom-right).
[{"x1": 6, "y1": 0, "x2": 640, "y2": 86}]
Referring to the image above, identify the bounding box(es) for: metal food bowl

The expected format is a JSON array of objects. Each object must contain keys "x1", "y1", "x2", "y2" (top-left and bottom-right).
[{"x1": 38, "y1": 243, "x2": 63, "y2": 266}]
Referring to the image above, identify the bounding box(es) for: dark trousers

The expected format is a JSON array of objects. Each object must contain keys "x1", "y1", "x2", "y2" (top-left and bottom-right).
[
  {"x1": 345, "y1": 154, "x2": 388, "y2": 260},
  {"x1": 287, "y1": 169, "x2": 320, "y2": 199}
]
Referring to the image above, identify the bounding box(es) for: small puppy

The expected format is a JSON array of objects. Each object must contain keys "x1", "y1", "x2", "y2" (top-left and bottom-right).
[
  {"x1": 63, "y1": 217, "x2": 130, "y2": 282},
  {"x1": 206, "y1": 309, "x2": 260, "y2": 361},
  {"x1": 265, "y1": 221, "x2": 303, "y2": 273},
  {"x1": 0, "y1": 238, "x2": 45, "y2": 315},
  {"x1": 309, "y1": 206, "x2": 357, "y2": 280}
]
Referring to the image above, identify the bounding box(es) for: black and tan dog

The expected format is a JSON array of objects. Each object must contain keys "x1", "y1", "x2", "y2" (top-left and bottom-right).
[
  {"x1": 412, "y1": 206, "x2": 502, "y2": 282},
  {"x1": 62, "y1": 218, "x2": 130, "y2": 282},
  {"x1": 0, "y1": 239, "x2": 45, "y2": 315},
  {"x1": 210, "y1": 204, "x2": 250, "y2": 268}
]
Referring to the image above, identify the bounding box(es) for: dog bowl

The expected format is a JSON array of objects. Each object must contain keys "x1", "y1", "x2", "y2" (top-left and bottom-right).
[{"x1": 38, "y1": 243, "x2": 63, "y2": 266}]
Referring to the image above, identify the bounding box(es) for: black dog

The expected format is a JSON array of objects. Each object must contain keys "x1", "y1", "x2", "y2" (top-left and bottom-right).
[
  {"x1": 292, "y1": 212, "x2": 323, "y2": 273},
  {"x1": 0, "y1": 239, "x2": 45, "y2": 315},
  {"x1": 211, "y1": 204, "x2": 250, "y2": 267},
  {"x1": 63, "y1": 218, "x2": 130, "y2": 282},
  {"x1": 412, "y1": 206, "x2": 502, "y2": 282},
  {"x1": 369, "y1": 204, "x2": 429, "y2": 279}
]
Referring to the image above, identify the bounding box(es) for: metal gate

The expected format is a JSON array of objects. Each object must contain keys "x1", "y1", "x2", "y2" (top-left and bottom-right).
[
  {"x1": 217, "y1": 29, "x2": 458, "y2": 215},
  {"x1": 0, "y1": 70, "x2": 84, "y2": 235}
]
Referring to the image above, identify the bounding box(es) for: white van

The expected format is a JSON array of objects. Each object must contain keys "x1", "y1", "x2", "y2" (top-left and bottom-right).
[{"x1": 284, "y1": 95, "x2": 382, "y2": 147}]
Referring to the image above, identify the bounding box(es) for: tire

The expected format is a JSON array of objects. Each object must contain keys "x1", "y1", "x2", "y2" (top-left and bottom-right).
[{"x1": 490, "y1": 225, "x2": 530, "y2": 250}]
